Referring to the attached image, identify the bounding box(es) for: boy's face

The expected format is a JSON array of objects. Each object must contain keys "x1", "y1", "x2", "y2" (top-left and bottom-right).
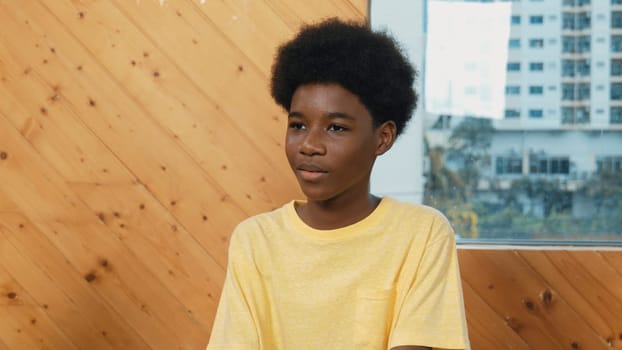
[{"x1": 286, "y1": 83, "x2": 394, "y2": 202}]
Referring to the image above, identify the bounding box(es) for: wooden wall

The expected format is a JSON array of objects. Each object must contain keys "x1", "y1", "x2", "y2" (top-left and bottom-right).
[
  {"x1": 460, "y1": 248, "x2": 622, "y2": 350},
  {"x1": 0, "y1": 1, "x2": 364, "y2": 349},
  {"x1": 1, "y1": 1, "x2": 622, "y2": 350}
]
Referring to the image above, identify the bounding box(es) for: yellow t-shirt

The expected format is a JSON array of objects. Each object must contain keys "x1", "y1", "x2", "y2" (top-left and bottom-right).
[{"x1": 207, "y1": 197, "x2": 470, "y2": 350}]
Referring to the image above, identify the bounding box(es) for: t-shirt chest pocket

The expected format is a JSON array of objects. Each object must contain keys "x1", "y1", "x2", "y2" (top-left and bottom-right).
[{"x1": 353, "y1": 288, "x2": 396, "y2": 349}]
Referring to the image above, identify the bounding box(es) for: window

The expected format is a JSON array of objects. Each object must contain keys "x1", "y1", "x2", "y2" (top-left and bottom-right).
[
  {"x1": 563, "y1": 13, "x2": 575, "y2": 29},
  {"x1": 507, "y1": 62, "x2": 521, "y2": 72},
  {"x1": 613, "y1": 12, "x2": 622, "y2": 28},
  {"x1": 529, "y1": 154, "x2": 570, "y2": 175},
  {"x1": 563, "y1": 36, "x2": 575, "y2": 53},
  {"x1": 577, "y1": 36, "x2": 590, "y2": 53},
  {"x1": 529, "y1": 109, "x2": 544, "y2": 118},
  {"x1": 530, "y1": 15, "x2": 544, "y2": 24},
  {"x1": 506, "y1": 85, "x2": 521, "y2": 95},
  {"x1": 562, "y1": 60, "x2": 575, "y2": 77},
  {"x1": 562, "y1": 107, "x2": 590, "y2": 124},
  {"x1": 505, "y1": 109, "x2": 521, "y2": 118},
  {"x1": 496, "y1": 156, "x2": 523, "y2": 175},
  {"x1": 578, "y1": 13, "x2": 591, "y2": 29},
  {"x1": 371, "y1": 1, "x2": 622, "y2": 243},
  {"x1": 577, "y1": 59, "x2": 590, "y2": 76},
  {"x1": 611, "y1": 83, "x2": 622, "y2": 99},
  {"x1": 562, "y1": 84, "x2": 575, "y2": 100},
  {"x1": 612, "y1": 59, "x2": 622, "y2": 76},
  {"x1": 577, "y1": 83, "x2": 590, "y2": 100},
  {"x1": 597, "y1": 156, "x2": 622, "y2": 174},
  {"x1": 511, "y1": 15, "x2": 521, "y2": 25}
]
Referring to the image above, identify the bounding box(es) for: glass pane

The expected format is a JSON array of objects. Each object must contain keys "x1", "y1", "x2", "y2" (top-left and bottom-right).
[{"x1": 371, "y1": 0, "x2": 622, "y2": 244}]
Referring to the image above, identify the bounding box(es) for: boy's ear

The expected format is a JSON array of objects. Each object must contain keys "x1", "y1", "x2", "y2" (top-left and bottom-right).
[{"x1": 375, "y1": 121, "x2": 397, "y2": 156}]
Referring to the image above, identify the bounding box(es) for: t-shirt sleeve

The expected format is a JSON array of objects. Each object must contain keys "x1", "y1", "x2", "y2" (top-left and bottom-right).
[
  {"x1": 389, "y1": 214, "x2": 471, "y2": 350},
  {"x1": 206, "y1": 227, "x2": 261, "y2": 350}
]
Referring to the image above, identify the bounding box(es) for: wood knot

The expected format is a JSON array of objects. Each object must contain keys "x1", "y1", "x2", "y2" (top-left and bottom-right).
[
  {"x1": 202, "y1": 215, "x2": 208, "y2": 221},
  {"x1": 88, "y1": 99, "x2": 96, "y2": 107},
  {"x1": 84, "y1": 273, "x2": 97, "y2": 283},
  {"x1": 540, "y1": 289, "x2": 553, "y2": 305},
  {"x1": 522, "y1": 298, "x2": 536, "y2": 311},
  {"x1": 78, "y1": 12, "x2": 84, "y2": 19},
  {"x1": 100, "y1": 259, "x2": 108, "y2": 267},
  {"x1": 238, "y1": 65, "x2": 244, "y2": 72},
  {"x1": 0, "y1": 151, "x2": 8, "y2": 160},
  {"x1": 571, "y1": 341, "x2": 580, "y2": 349},
  {"x1": 139, "y1": 203, "x2": 145, "y2": 210},
  {"x1": 7, "y1": 292, "x2": 17, "y2": 299},
  {"x1": 504, "y1": 316, "x2": 521, "y2": 332}
]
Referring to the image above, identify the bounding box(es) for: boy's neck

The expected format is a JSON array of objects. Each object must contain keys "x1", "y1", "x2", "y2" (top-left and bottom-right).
[{"x1": 296, "y1": 192, "x2": 381, "y2": 230}]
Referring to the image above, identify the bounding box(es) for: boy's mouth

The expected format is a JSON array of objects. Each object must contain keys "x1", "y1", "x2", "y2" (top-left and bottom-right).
[{"x1": 296, "y1": 164, "x2": 328, "y2": 181}]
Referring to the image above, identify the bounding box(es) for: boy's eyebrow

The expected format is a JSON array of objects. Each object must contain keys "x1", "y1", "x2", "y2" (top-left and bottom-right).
[{"x1": 287, "y1": 111, "x2": 356, "y2": 120}]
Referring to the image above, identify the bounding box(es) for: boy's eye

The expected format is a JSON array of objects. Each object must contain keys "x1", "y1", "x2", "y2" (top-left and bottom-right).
[
  {"x1": 328, "y1": 124, "x2": 347, "y2": 132},
  {"x1": 288, "y1": 122, "x2": 305, "y2": 130}
]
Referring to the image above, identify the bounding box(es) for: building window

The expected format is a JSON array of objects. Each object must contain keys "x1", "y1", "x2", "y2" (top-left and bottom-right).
[
  {"x1": 529, "y1": 154, "x2": 570, "y2": 175},
  {"x1": 613, "y1": 12, "x2": 622, "y2": 28},
  {"x1": 530, "y1": 15, "x2": 544, "y2": 24},
  {"x1": 529, "y1": 109, "x2": 544, "y2": 118},
  {"x1": 577, "y1": 59, "x2": 590, "y2": 76},
  {"x1": 529, "y1": 62, "x2": 544, "y2": 71},
  {"x1": 563, "y1": 13, "x2": 575, "y2": 29},
  {"x1": 496, "y1": 156, "x2": 523, "y2": 175},
  {"x1": 562, "y1": 107, "x2": 590, "y2": 124},
  {"x1": 612, "y1": 36, "x2": 622, "y2": 52},
  {"x1": 563, "y1": 36, "x2": 575, "y2": 53},
  {"x1": 562, "y1": 84, "x2": 575, "y2": 100},
  {"x1": 562, "y1": 60, "x2": 575, "y2": 77},
  {"x1": 612, "y1": 59, "x2": 622, "y2": 76},
  {"x1": 511, "y1": 15, "x2": 521, "y2": 25},
  {"x1": 529, "y1": 86, "x2": 544, "y2": 95},
  {"x1": 611, "y1": 83, "x2": 622, "y2": 99},
  {"x1": 577, "y1": 83, "x2": 590, "y2": 100},
  {"x1": 577, "y1": 36, "x2": 590, "y2": 53},
  {"x1": 611, "y1": 107, "x2": 622, "y2": 123},
  {"x1": 578, "y1": 13, "x2": 591, "y2": 29},
  {"x1": 504, "y1": 109, "x2": 521, "y2": 118},
  {"x1": 596, "y1": 156, "x2": 622, "y2": 174},
  {"x1": 509, "y1": 39, "x2": 521, "y2": 48},
  {"x1": 529, "y1": 39, "x2": 544, "y2": 48},
  {"x1": 506, "y1": 85, "x2": 521, "y2": 95},
  {"x1": 507, "y1": 62, "x2": 521, "y2": 71}
]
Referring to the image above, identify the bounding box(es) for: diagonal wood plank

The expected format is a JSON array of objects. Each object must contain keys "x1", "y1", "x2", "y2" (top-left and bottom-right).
[
  {"x1": 459, "y1": 249, "x2": 610, "y2": 349},
  {"x1": 0, "y1": 111, "x2": 207, "y2": 349},
  {"x1": 0, "y1": 208, "x2": 152, "y2": 350},
  {"x1": 518, "y1": 250, "x2": 620, "y2": 347},
  {"x1": 461, "y1": 279, "x2": 531, "y2": 350},
  {"x1": 0, "y1": 1, "x2": 247, "y2": 266},
  {"x1": 0, "y1": 259, "x2": 78, "y2": 350}
]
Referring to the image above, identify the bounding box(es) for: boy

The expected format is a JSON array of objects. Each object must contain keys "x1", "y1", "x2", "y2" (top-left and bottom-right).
[{"x1": 207, "y1": 19, "x2": 470, "y2": 350}]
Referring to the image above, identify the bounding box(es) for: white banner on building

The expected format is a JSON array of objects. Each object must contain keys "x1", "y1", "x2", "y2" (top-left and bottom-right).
[{"x1": 425, "y1": 0, "x2": 511, "y2": 119}]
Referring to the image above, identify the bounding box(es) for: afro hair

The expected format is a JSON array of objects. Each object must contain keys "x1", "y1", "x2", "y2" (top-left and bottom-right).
[{"x1": 270, "y1": 18, "x2": 417, "y2": 137}]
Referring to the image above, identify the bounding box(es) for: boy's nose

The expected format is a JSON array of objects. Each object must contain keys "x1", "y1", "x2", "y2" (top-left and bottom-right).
[{"x1": 299, "y1": 129, "x2": 326, "y2": 156}]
